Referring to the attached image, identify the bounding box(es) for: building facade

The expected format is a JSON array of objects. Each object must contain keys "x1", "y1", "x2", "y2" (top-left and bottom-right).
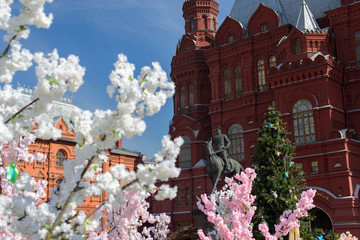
[
  {"x1": 15, "y1": 86, "x2": 142, "y2": 214},
  {"x1": 151, "y1": 0, "x2": 360, "y2": 235}
]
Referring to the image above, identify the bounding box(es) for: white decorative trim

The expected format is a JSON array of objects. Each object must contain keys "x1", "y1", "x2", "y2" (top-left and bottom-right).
[
  {"x1": 354, "y1": 184, "x2": 360, "y2": 199},
  {"x1": 172, "y1": 211, "x2": 192, "y2": 215},
  {"x1": 243, "y1": 128, "x2": 260, "y2": 133},
  {"x1": 348, "y1": 108, "x2": 360, "y2": 113},
  {"x1": 334, "y1": 222, "x2": 360, "y2": 226},
  {"x1": 313, "y1": 105, "x2": 345, "y2": 113},
  {"x1": 193, "y1": 130, "x2": 199, "y2": 138},
  {"x1": 293, "y1": 149, "x2": 348, "y2": 159}
]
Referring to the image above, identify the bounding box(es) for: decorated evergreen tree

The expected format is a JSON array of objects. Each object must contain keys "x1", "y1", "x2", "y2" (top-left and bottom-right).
[{"x1": 251, "y1": 102, "x2": 305, "y2": 239}]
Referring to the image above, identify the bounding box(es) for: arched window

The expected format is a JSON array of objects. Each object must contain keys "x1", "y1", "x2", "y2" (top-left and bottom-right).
[
  {"x1": 292, "y1": 99, "x2": 316, "y2": 145},
  {"x1": 224, "y1": 69, "x2": 231, "y2": 99},
  {"x1": 356, "y1": 31, "x2": 360, "y2": 67},
  {"x1": 228, "y1": 124, "x2": 245, "y2": 161},
  {"x1": 176, "y1": 189, "x2": 181, "y2": 206},
  {"x1": 185, "y1": 187, "x2": 191, "y2": 205},
  {"x1": 260, "y1": 23, "x2": 268, "y2": 32},
  {"x1": 295, "y1": 39, "x2": 301, "y2": 55},
  {"x1": 179, "y1": 135, "x2": 191, "y2": 168},
  {"x1": 235, "y1": 66, "x2": 242, "y2": 97},
  {"x1": 203, "y1": 16, "x2": 208, "y2": 29},
  {"x1": 257, "y1": 59, "x2": 265, "y2": 91},
  {"x1": 227, "y1": 35, "x2": 234, "y2": 43},
  {"x1": 189, "y1": 84, "x2": 194, "y2": 112},
  {"x1": 269, "y1": 56, "x2": 276, "y2": 68},
  {"x1": 190, "y1": 18, "x2": 195, "y2": 32},
  {"x1": 56, "y1": 150, "x2": 66, "y2": 167},
  {"x1": 180, "y1": 86, "x2": 186, "y2": 113}
]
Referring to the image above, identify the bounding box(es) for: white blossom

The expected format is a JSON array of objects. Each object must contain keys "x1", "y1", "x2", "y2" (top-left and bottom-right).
[
  {"x1": 0, "y1": 0, "x2": 13, "y2": 29},
  {"x1": 155, "y1": 184, "x2": 177, "y2": 201},
  {"x1": 0, "y1": 1, "x2": 181, "y2": 239}
]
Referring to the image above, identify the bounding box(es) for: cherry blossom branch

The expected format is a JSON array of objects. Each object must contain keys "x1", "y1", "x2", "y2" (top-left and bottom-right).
[
  {"x1": 258, "y1": 189, "x2": 316, "y2": 239},
  {"x1": 1, "y1": 35, "x2": 16, "y2": 58},
  {"x1": 4, "y1": 98, "x2": 39, "y2": 124}
]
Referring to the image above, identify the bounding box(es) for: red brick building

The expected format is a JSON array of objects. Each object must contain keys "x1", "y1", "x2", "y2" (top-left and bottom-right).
[
  {"x1": 151, "y1": 0, "x2": 360, "y2": 235},
  {"x1": 16, "y1": 87, "x2": 142, "y2": 215}
]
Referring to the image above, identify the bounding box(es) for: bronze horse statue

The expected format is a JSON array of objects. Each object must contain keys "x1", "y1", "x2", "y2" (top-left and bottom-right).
[{"x1": 203, "y1": 140, "x2": 244, "y2": 193}]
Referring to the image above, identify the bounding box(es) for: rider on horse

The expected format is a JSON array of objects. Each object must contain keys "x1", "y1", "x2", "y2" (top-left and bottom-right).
[{"x1": 210, "y1": 126, "x2": 232, "y2": 172}]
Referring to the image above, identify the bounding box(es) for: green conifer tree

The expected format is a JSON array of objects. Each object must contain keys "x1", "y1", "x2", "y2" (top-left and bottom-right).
[{"x1": 251, "y1": 102, "x2": 305, "y2": 239}]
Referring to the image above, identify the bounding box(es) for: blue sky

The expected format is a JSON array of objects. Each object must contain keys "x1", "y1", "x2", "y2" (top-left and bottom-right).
[{"x1": 14, "y1": 0, "x2": 235, "y2": 159}]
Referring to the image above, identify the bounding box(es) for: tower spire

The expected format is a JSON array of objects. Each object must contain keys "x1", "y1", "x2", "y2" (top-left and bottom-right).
[
  {"x1": 296, "y1": 0, "x2": 320, "y2": 31},
  {"x1": 182, "y1": 0, "x2": 219, "y2": 36}
]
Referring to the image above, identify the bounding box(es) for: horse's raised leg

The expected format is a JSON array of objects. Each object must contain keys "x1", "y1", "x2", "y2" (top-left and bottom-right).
[{"x1": 211, "y1": 171, "x2": 221, "y2": 193}]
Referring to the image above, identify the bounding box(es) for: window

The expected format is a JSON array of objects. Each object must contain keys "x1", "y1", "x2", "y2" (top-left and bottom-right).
[
  {"x1": 257, "y1": 59, "x2": 265, "y2": 91},
  {"x1": 356, "y1": 31, "x2": 360, "y2": 67},
  {"x1": 228, "y1": 124, "x2": 245, "y2": 161},
  {"x1": 295, "y1": 39, "x2": 301, "y2": 55},
  {"x1": 260, "y1": 23, "x2": 268, "y2": 32},
  {"x1": 311, "y1": 161, "x2": 319, "y2": 173},
  {"x1": 190, "y1": 18, "x2": 195, "y2": 32},
  {"x1": 213, "y1": 18, "x2": 216, "y2": 31},
  {"x1": 292, "y1": 100, "x2": 316, "y2": 145},
  {"x1": 176, "y1": 189, "x2": 181, "y2": 206},
  {"x1": 56, "y1": 150, "x2": 66, "y2": 167},
  {"x1": 235, "y1": 66, "x2": 242, "y2": 97},
  {"x1": 189, "y1": 84, "x2": 194, "y2": 112},
  {"x1": 227, "y1": 35, "x2": 234, "y2": 43},
  {"x1": 224, "y1": 69, "x2": 231, "y2": 99},
  {"x1": 295, "y1": 163, "x2": 303, "y2": 171},
  {"x1": 180, "y1": 86, "x2": 186, "y2": 113},
  {"x1": 269, "y1": 56, "x2": 276, "y2": 68},
  {"x1": 179, "y1": 136, "x2": 191, "y2": 168},
  {"x1": 186, "y1": 187, "x2": 191, "y2": 205},
  {"x1": 203, "y1": 16, "x2": 208, "y2": 29}
]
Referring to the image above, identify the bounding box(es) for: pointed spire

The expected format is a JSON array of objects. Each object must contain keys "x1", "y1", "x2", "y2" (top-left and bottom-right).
[{"x1": 296, "y1": 0, "x2": 320, "y2": 31}]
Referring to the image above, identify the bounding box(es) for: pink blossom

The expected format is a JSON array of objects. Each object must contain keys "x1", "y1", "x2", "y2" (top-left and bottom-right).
[
  {"x1": 198, "y1": 229, "x2": 212, "y2": 240},
  {"x1": 90, "y1": 190, "x2": 171, "y2": 240},
  {"x1": 197, "y1": 168, "x2": 257, "y2": 240},
  {"x1": 339, "y1": 231, "x2": 358, "y2": 240}
]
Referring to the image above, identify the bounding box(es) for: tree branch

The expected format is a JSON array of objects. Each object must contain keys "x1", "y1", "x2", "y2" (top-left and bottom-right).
[
  {"x1": 4, "y1": 98, "x2": 39, "y2": 124},
  {"x1": 1, "y1": 35, "x2": 16, "y2": 58}
]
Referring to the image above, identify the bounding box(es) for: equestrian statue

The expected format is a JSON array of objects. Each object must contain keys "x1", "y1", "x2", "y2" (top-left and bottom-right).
[{"x1": 204, "y1": 126, "x2": 244, "y2": 193}]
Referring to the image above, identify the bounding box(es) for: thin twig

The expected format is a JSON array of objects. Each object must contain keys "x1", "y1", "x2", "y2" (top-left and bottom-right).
[
  {"x1": 4, "y1": 98, "x2": 39, "y2": 124},
  {"x1": 1, "y1": 35, "x2": 17, "y2": 58},
  {"x1": 121, "y1": 178, "x2": 139, "y2": 191},
  {"x1": 84, "y1": 202, "x2": 105, "y2": 222}
]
